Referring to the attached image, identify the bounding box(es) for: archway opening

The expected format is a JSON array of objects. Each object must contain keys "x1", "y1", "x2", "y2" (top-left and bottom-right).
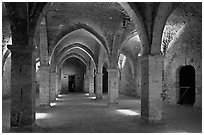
[
  {"x1": 102, "y1": 67, "x2": 108, "y2": 93},
  {"x1": 68, "y1": 75, "x2": 76, "y2": 92},
  {"x1": 178, "y1": 65, "x2": 195, "y2": 105},
  {"x1": 61, "y1": 57, "x2": 86, "y2": 94}
]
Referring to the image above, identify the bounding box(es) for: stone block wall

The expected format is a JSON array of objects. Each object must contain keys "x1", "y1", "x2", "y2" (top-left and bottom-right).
[
  {"x1": 135, "y1": 58, "x2": 141, "y2": 97},
  {"x1": 61, "y1": 60, "x2": 86, "y2": 93},
  {"x1": 83, "y1": 72, "x2": 89, "y2": 93},
  {"x1": 119, "y1": 58, "x2": 139, "y2": 97},
  {"x1": 2, "y1": 55, "x2": 11, "y2": 99},
  {"x1": 163, "y1": 16, "x2": 202, "y2": 107}
]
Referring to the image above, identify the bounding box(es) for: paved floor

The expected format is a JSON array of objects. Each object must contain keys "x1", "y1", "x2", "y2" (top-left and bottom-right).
[{"x1": 2, "y1": 93, "x2": 202, "y2": 133}]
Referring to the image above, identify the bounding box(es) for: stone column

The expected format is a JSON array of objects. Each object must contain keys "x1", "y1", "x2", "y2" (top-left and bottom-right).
[
  {"x1": 38, "y1": 16, "x2": 50, "y2": 106},
  {"x1": 84, "y1": 71, "x2": 90, "y2": 93},
  {"x1": 107, "y1": 68, "x2": 119, "y2": 104},
  {"x1": 58, "y1": 74, "x2": 62, "y2": 94},
  {"x1": 9, "y1": 45, "x2": 36, "y2": 127},
  {"x1": 89, "y1": 74, "x2": 95, "y2": 96},
  {"x1": 39, "y1": 65, "x2": 50, "y2": 106},
  {"x1": 50, "y1": 71, "x2": 57, "y2": 101},
  {"x1": 141, "y1": 55, "x2": 163, "y2": 122},
  {"x1": 95, "y1": 72, "x2": 103, "y2": 99},
  {"x1": 56, "y1": 74, "x2": 59, "y2": 95}
]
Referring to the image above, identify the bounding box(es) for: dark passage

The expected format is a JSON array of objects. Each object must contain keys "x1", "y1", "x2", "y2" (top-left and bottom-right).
[
  {"x1": 103, "y1": 67, "x2": 108, "y2": 93},
  {"x1": 69, "y1": 75, "x2": 75, "y2": 92},
  {"x1": 178, "y1": 65, "x2": 195, "y2": 105}
]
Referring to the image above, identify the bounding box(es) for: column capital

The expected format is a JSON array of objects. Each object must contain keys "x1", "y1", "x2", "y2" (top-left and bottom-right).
[
  {"x1": 7, "y1": 45, "x2": 34, "y2": 54},
  {"x1": 140, "y1": 54, "x2": 164, "y2": 61},
  {"x1": 96, "y1": 72, "x2": 103, "y2": 75},
  {"x1": 39, "y1": 65, "x2": 50, "y2": 70},
  {"x1": 50, "y1": 68, "x2": 57, "y2": 73},
  {"x1": 107, "y1": 68, "x2": 119, "y2": 72},
  {"x1": 89, "y1": 74, "x2": 95, "y2": 77}
]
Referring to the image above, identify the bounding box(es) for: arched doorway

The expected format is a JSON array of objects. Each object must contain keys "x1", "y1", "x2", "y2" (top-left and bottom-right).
[
  {"x1": 68, "y1": 75, "x2": 76, "y2": 92},
  {"x1": 177, "y1": 65, "x2": 195, "y2": 105},
  {"x1": 102, "y1": 67, "x2": 108, "y2": 93}
]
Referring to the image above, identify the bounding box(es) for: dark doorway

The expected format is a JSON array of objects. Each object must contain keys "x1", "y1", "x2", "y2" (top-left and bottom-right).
[
  {"x1": 103, "y1": 67, "x2": 108, "y2": 93},
  {"x1": 68, "y1": 75, "x2": 75, "y2": 92},
  {"x1": 178, "y1": 65, "x2": 195, "y2": 105}
]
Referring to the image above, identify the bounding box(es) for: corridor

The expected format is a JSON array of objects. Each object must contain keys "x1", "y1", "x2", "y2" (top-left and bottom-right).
[{"x1": 3, "y1": 93, "x2": 202, "y2": 133}]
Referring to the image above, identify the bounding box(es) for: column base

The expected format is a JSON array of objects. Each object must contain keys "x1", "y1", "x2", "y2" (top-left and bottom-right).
[
  {"x1": 89, "y1": 93, "x2": 95, "y2": 97},
  {"x1": 108, "y1": 102, "x2": 118, "y2": 107},
  {"x1": 96, "y1": 96, "x2": 103, "y2": 100},
  {"x1": 10, "y1": 126, "x2": 34, "y2": 132},
  {"x1": 38, "y1": 104, "x2": 51, "y2": 109},
  {"x1": 141, "y1": 116, "x2": 164, "y2": 124},
  {"x1": 141, "y1": 100, "x2": 162, "y2": 123},
  {"x1": 96, "y1": 91, "x2": 103, "y2": 99}
]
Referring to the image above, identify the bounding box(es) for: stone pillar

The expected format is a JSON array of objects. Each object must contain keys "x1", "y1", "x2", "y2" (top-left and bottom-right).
[
  {"x1": 141, "y1": 55, "x2": 163, "y2": 122},
  {"x1": 107, "y1": 68, "x2": 119, "y2": 104},
  {"x1": 58, "y1": 75, "x2": 62, "y2": 94},
  {"x1": 95, "y1": 72, "x2": 103, "y2": 99},
  {"x1": 39, "y1": 65, "x2": 50, "y2": 106},
  {"x1": 89, "y1": 74, "x2": 95, "y2": 96},
  {"x1": 56, "y1": 74, "x2": 59, "y2": 95},
  {"x1": 50, "y1": 71, "x2": 57, "y2": 101},
  {"x1": 9, "y1": 45, "x2": 36, "y2": 127},
  {"x1": 38, "y1": 16, "x2": 50, "y2": 105},
  {"x1": 84, "y1": 71, "x2": 90, "y2": 93}
]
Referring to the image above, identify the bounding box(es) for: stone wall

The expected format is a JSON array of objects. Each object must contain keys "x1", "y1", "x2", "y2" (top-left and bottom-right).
[
  {"x1": 163, "y1": 13, "x2": 202, "y2": 107},
  {"x1": 61, "y1": 60, "x2": 86, "y2": 93},
  {"x1": 2, "y1": 55, "x2": 11, "y2": 99},
  {"x1": 83, "y1": 71, "x2": 89, "y2": 93},
  {"x1": 119, "y1": 58, "x2": 138, "y2": 97},
  {"x1": 134, "y1": 58, "x2": 141, "y2": 97}
]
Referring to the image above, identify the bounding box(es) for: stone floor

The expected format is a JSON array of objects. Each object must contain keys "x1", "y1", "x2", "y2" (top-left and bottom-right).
[{"x1": 2, "y1": 93, "x2": 202, "y2": 133}]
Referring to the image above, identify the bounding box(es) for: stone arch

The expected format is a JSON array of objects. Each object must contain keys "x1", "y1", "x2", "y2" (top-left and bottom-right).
[
  {"x1": 32, "y1": 2, "x2": 51, "y2": 42},
  {"x1": 58, "y1": 54, "x2": 89, "y2": 70},
  {"x1": 154, "y1": 2, "x2": 202, "y2": 55},
  {"x1": 119, "y1": 32, "x2": 138, "y2": 52},
  {"x1": 151, "y1": 2, "x2": 174, "y2": 54},
  {"x1": 30, "y1": 2, "x2": 109, "y2": 67},
  {"x1": 102, "y1": 59, "x2": 110, "y2": 70},
  {"x1": 119, "y1": 2, "x2": 149, "y2": 55},
  {"x1": 50, "y1": 46, "x2": 93, "y2": 73},
  {"x1": 57, "y1": 47, "x2": 94, "y2": 67},
  {"x1": 119, "y1": 34, "x2": 141, "y2": 59},
  {"x1": 52, "y1": 23, "x2": 109, "y2": 56},
  {"x1": 57, "y1": 43, "x2": 97, "y2": 67},
  {"x1": 2, "y1": 49, "x2": 11, "y2": 70},
  {"x1": 50, "y1": 28, "x2": 107, "y2": 67},
  {"x1": 2, "y1": 2, "x2": 12, "y2": 46},
  {"x1": 176, "y1": 65, "x2": 196, "y2": 105}
]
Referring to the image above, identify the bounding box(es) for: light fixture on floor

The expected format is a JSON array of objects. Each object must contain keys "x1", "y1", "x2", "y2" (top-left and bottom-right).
[
  {"x1": 117, "y1": 109, "x2": 140, "y2": 116},
  {"x1": 85, "y1": 93, "x2": 89, "y2": 96}
]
